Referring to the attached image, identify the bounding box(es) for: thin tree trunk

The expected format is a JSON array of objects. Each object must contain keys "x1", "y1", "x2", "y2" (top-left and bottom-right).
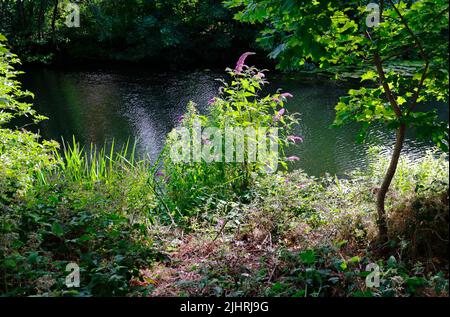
[
  {"x1": 376, "y1": 123, "x2": 406, "y2": 241},
  {"x1": 0, "y1": 1, "x2": 4, "y2": 26},
  {"x1": 372, "y1": 0, "x2": 426, "y2": 242},
  {"x1": 51, "y1": 0, "x2": 58, "y2": 49},
  {"x1": 16, "y1": 0, "x2": 26, "y2": 29},
  {"x1": 38, "y1": 0, "x2": 47, "y2": 39},
  {"x1": 371, "y1": 49, "x2": 405, "y2": 242}
]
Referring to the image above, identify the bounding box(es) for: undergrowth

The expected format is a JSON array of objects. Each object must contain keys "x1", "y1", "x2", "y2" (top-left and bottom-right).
[
  {"x1": 1, "y1": 38, "x2": 448, "y2": 297},
  {"x1": 134, "y1": 151, "x2": 448, "y2": 297}
]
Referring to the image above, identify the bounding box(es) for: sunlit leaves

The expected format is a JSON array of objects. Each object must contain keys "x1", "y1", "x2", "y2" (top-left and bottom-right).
[
  {"x1": 0, "y1": 35, "x2": 59, "y2": 196},
  {"x1": 227, "y1": 0, "x2": 449, "y2": 150},
  {"x1": 361, "y1": 70, "x2": 377, "y2": 82}
]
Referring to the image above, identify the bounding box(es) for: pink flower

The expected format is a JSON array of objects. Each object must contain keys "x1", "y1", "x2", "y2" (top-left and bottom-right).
[
  {"x1": 287, "y1": 135, "x2": 304, "y2": 143},
  {"x1": 285, "y1": 156, "x2": 300, "y2": 162},
  {"x1": 177, "y1": 115, "x2": 184, "y2": 123},
  {"x1": 281, "y1": 92, "x2": 293, "y2": 99},
  {"x1": 273, "y1": 108, "x2": 286, "y2": 122},
  {"x1": 273, "y1": 92, "x2": 293, "y2": 103},
  {"x1": 235, "y1": 52, "x2": 256, "y2": 74},
  {"x1": 208, "y1": 97, "x2": 216, "y2": 105},
  {"x1": 255, "y1": 72, "x2": 265, "y2": 79}
]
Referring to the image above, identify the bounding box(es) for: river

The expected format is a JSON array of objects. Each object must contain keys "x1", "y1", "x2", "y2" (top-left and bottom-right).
[{"x1": 21, "y1": 67, "x2": 447, "y2": 176}]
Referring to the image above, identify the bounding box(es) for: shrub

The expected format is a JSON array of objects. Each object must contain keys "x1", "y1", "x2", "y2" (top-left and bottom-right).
[
  {"x1": 0, "y1": 34, "x2": 58, "y2": 202},
  {"x1": 0, "y1": 140, "x2": 162, "y2": 296},
  {"x1": 163, "y1": 53, "x2": 300, "y2": 215}
]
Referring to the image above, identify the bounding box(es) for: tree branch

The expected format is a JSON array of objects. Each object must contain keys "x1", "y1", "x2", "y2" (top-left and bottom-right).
[
  {"x1": 386, "y1": 0, "x2": 428, "y2": 62},
  {"x1": 366, "y1": 26, "x2": 402, "y2": 118},
  {"x1": 408, "y1": 60, "x2": 429, "y2": 113},
  {"x1": 386, "y1": 0, "x2": 432, "y2": 115},
  {"x1": 373, "y1": 51, "x2": 402, "y2": 118}
]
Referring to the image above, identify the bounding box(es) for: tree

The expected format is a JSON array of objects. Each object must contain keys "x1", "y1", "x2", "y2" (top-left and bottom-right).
[
  {"x1": 0, "y1": 0, "x2": 258, "y2": 64},
  {"x1": 226, "y1": 0, "x2": 449, "y2": 241}
]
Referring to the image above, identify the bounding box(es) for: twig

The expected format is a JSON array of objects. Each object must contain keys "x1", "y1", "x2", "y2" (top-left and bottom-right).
[
  {"x1": 213, "y1": 218, "x2": 230, "y2": 242},
  {"x1": 387, "y1": 0, "x2": 428, "y2": 62}
]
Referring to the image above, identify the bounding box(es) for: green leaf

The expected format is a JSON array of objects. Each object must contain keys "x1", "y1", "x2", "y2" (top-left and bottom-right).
[
  {"x1": 4, "y1": 258, "x2": 16, "y2": 268},
  {"x1": 387, "y1": 256, "x2": 397, "y2": 268},
  {"x1": 27, "y1": 252, "x2": 39, "y2": 264},
  {"x1": 52, "y1": 222, "x2": 64, "y2": 237},
  {"x1": 299, "y1": 249, "x2": 316, "y2": 265},
  {"x1": 396, "y1": 96, "x2": 406, "y2": 105},
  {"x1": 406, "y1": 277, "x2": 426, "y2": 293},
  {"x1": 360, "y1": 70, "x2": 377, "y2": 82}
]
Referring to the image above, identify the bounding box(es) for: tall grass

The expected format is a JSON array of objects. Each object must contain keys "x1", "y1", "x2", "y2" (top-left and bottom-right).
[
  {"x1": 48, "y1": 136, "x2": 149, "y2": 184},
  {"x1": 37, "y1": 136, "x2": 179, "y2": 224},
  {"x1": 364, "y1": 147, "x2": 449, "y2": 195}
]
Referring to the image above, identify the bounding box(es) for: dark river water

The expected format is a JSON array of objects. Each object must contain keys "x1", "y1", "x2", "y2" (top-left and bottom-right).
[{"x1": 21, "y1": 67, "x2": 448, "y2": 176}]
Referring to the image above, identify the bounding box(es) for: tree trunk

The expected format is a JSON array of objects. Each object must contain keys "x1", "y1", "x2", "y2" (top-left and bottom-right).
[
  {"x1": 38, "y1": 0, "x2": 47, "y2": 39},
  {"x1": 51, "y1": 0, "x2": 59, "y2": 51},
  {"x1": 376, "y1": 123, "x2": 406, "y2": 242},
  {"x1": 16, "y1": 0, "x2": 26, "y2": 29}
]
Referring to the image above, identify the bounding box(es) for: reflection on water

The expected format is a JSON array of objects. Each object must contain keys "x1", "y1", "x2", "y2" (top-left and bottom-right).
[{"x1": 21, "y1": 68, "x2": 447, "y2": 176}]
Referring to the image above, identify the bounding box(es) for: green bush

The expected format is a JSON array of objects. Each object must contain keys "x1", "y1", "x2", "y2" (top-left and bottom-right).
[
  {"x1": 0, "y1": 139, "x2": 163, "y2": 296},
  {"x1": 163, "y1": 54, "x2": 300, "y2": 216},
  {"x1": 0, "y1": 34, "x2": 58, "y2": 202}
]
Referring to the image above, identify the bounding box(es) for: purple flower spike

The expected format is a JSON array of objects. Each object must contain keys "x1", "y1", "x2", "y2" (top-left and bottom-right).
[
  {"x1": 235, "y1": 52, "x2": 256, "y2": 74},
  {"x1": 273, "y1": 108, "x2": 286, "y2": 122},
  {"x1": 155, "y1": 171, "x2": 165, "y2": 177},
  {"x1": 208, "y1": 97, "x2": 216, "y2": 105},
  {"x1": 255, "y1": 72, "x2": 265, "y2": 79},
  {"x1": 285, "y1": 156, "x2": 300, "y2": 162},
  {"x1": 177, "y1": 115, "x2": 185, "y2": 123},
  {"x1": 287, "y1": 135, "x2": 304, "y2": 144},
  {"x1": 281, "y1": 92, "x2": 293, "y2": 99},
  {"x1": 273, "y1": 93, "x2": 293, "y2": 104}
]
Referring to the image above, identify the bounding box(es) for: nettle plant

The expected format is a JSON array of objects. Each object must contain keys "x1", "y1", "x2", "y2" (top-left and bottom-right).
[
  {"x1": 163, "y1": 52, "x2": 301, "y2": 214},
  {"x1": 227, "y1": 0, "x2": 449, "y2": 241}
]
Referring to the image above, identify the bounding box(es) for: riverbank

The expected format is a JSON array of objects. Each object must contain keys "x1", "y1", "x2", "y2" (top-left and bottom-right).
[
  {"x1": 2, "y1": 148, "x2": 448, "y2": 296},
  {"x1": 1, "y1": 36, "x2": 448, "y2": 298}
]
